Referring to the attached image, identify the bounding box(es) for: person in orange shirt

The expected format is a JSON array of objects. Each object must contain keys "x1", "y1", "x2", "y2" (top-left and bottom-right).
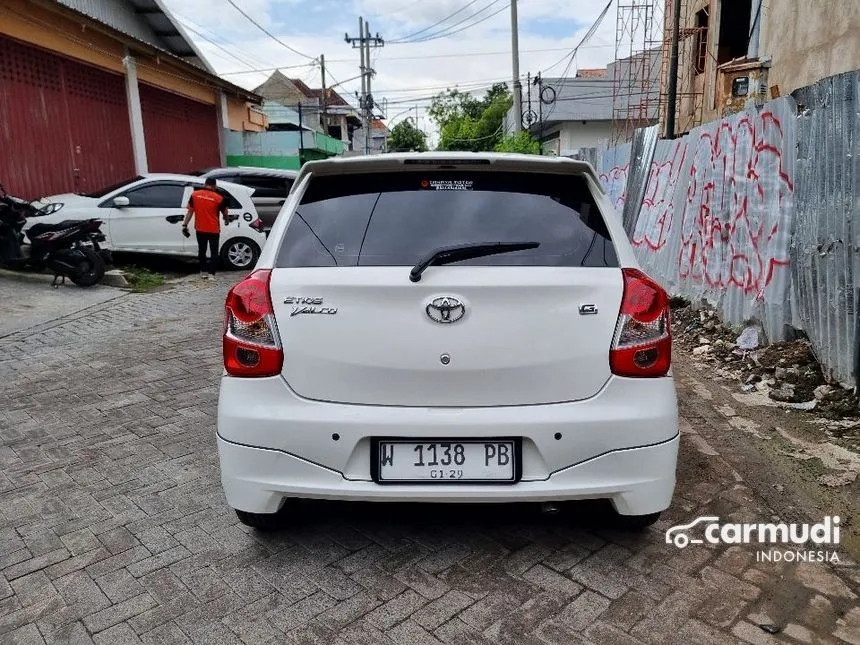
[{"x1": 182, "y1": 178, "x2": 231, "y2": 279}]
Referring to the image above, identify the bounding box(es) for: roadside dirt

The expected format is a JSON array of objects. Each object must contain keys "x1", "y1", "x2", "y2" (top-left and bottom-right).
[{"x1": 670, "y1": 304, "x2": 860, "y2": 562}]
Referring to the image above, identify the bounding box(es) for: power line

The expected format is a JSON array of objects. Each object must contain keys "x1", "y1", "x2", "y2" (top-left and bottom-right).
[
  {"x1": 541, "y1": 0, "x2": 614, "y2": 76},
  {"x1": 218, "y1": 45, "x2": 615, "y2": 76},
  {"x1": 389, "y1": 0, "x2": 485, "y2": 43},
  {"x1": 176, "y1": 14, "x2": 272, "y2": 70},
  {"x1": 541, "y1": 0, "x2": 614, "y2": 121},
  {"x1": 176, "y1": 20, "x2": 260, "y2": 71},
  {"x1": 399, "y1": 1, "x2": 510, "y2": 44},
  {"x1": 223, "y1": 0, "x2": 316, "y2": 60}
]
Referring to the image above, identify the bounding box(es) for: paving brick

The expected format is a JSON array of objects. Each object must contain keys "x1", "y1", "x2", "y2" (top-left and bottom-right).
[
  {"x1": 412, "y1": 591, "x2": 474, "y2": 630},
  {"x1": 3, "y1": 548, "x2": 70, "y2": 581},
  {"x1": 387, "y1": 619, "x2": 444, "y2": 645},
  {"x1": 583, "y1": 621, "x2": 646, "y2": 645},
  {"x1": 128, "y1": 595, "x2": 200, "y2": 635},
  {"x1": 601, "y1": 591, "x2": 656, "y2": 632},
  {"x1": 41, "y1": 620, "x2": 96, "y2": 645},
  {"x1": 127, "y1": 547, "x2": 192, "y2": 579},
  {"x1": 365, "y1": 590, "x2": 428, "y2": 631},
  {"x1": 60, "y1": 530, "x2": 101, "y2": 557},
  {"x1": 93, "y1": 622, "x2": 144, "y2": 645},
  {"x1": 45, "y1": 548, "x2": 112, "y2": 580},
  {"x1": 349, "y1": 567, "x2": 407, "y2": 602},
  {"x1": 521, "y1": 564, "x2": 583, "y2": 598},
  {"x1": 4, "y1": 623, "x2": 47, "y2": 645},
  {"x1": 2, "y1": 273, "x2": 858, "y2": 645},
  {"x1": 557, "y1": 590, "x2": 610, "y2": 632},
  {"x1": 10, "y1": 572, "x2": 56, "y2": 607},
  {"x1": 393, "y1": 568, "x2": 450, "y2": 601},
  {"x1": 85, "y1": 547, "x2": 152, "y2": 578},
  {"x1": 139, "y1": 622, "x2": 192, "y2": 645},
  {"x1": 433, "y1": 617, "x2": 496, "y2": 645},
  {"x1": 83, "y1": 593, "x2": 157, "y2": 634},
  {"x1": 315, "y1": 591, "x2": 381, "y2": 630},
  {"x1": 699, "y1": 566, "x2": 760, "y2": 602},
  {"x1": 332, "y1": 619, "x2": 394, "y2": 645},
  {"x1": 95, "y1": 569, "x2": 145, "y2": 604}
]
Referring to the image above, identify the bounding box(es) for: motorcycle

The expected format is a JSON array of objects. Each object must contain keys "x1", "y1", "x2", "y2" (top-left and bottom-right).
[{"x1": 0, "y1": 183, "x2": 109, "y2": 287}]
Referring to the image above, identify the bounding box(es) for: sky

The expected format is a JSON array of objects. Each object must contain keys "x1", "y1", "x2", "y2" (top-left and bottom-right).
[{"x1": 162, "y1": 0, "x2": 621, "y2": 143}]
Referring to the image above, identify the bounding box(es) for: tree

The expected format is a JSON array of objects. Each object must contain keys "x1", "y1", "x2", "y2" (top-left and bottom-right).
[
  {"x1": 386, "y1": 119, "x2": 428, "y2": 152},
  {"x1": 429, "y1": 84, "x2": 512, "y2": 152},
  {"x1": 494, "y1": 131, "x2": 541, "y2": 155}
]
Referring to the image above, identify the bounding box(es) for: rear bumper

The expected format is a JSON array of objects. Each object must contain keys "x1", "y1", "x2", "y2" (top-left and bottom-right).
[
  {"x1": 216, "y1": 375, "x2": 680, "y2": 515},
  {"x1": 218, "y1": 433, "x2": 678, "y2": 514}
]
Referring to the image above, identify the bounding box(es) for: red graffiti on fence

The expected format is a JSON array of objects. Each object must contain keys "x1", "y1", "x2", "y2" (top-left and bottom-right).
[
  {"x1": 677, "y1": 111, "x2": 794, "y2": 300},
  {"x1": 631, "y1": 139, "x2": 687, "y2": 252},
  {"x1": 623, "y1": 111, "x2": 793, "y2": 302},
  {"x1": 599, "y1": 163, "x2": 629, "y2": 212}
]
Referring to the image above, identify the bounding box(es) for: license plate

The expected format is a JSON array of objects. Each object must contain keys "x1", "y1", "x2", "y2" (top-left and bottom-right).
[{"x1": 375, "y1": 440, "x2": 517, "y2": 483}]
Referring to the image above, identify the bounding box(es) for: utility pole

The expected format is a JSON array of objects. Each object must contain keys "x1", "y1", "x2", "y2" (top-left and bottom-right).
[
  {"x1": 510, "y1": 0, "x2": 522, "y2": 134},
  {"x1": 665, "y1": 0, "x2": 682, "y2": 139},
  {"x1": 535, "y1": 72, "x2": 544, "y2": 146},
  {"x1": 297, "y1": 101, "x2": 304, "y2": 164},
  {"x1": 364, "y1": 21, "x2": 372, "y2": 155},
  {"x1": 320, "y1": 54, "x2": 327, "y2": 135},
  {"x1": 345, "y1": 18, "x2": 384, "y2": 155}
]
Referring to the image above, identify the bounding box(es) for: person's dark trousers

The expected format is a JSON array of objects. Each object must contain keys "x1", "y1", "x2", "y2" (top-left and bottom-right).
[{"x1": 196, "y1": 232, "x2": 220, "y2": 275}]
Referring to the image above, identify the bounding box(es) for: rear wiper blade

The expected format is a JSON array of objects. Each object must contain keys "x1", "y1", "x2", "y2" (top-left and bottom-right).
[{"x1": 409, "y1": 241, "x2": 540, "y2": 283}]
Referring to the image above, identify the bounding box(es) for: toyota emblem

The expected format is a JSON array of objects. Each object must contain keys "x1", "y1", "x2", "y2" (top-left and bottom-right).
[{"x1": 426, "y1": 296, "x2": 465, "y2": 324}]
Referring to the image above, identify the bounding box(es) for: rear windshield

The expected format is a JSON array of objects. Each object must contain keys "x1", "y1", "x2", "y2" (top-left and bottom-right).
[{"x1": 275, "y1": 171, "x2": 618, "y2": 268}]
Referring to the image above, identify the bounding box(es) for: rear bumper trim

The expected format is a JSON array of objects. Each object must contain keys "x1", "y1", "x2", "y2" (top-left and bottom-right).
[{"x1": 217, "y1": 432, "x2": 679, "y2": 515}]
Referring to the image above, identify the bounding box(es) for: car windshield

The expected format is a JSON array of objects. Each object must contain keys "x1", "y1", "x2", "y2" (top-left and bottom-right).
[
  {"x1": 276, "y1": 170, "x2": 618, "y2": 269},
  {"x1": 81, "y1": 176, "x2": 144, "y2": 198}
]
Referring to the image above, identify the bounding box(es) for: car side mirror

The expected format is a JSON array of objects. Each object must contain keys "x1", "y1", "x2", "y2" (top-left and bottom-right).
[{"x1": 113, "y1": 196, "x2": 130, "y2": 208}]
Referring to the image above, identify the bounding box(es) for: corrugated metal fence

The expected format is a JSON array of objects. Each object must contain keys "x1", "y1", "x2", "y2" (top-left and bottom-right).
[
  {"x1": 593, "y1": 70, "x2": 859, "y2": 386},
  {"x1": 791, "y1": 72, "x2": 860, "y2": 386}
]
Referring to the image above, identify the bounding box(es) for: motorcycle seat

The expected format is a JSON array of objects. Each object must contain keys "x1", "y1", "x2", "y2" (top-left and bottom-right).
[{"x1": 26, "y1": 220, "x2": 87, "y2": 239}]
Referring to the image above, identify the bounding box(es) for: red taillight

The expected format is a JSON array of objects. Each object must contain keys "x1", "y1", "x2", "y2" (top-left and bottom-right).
[
  {"x1": 610, "y1": 268, "x2": 671, "y2": 378},
  {"x1": 249, "y1": 218, "x2": 264, "y2": 232},
  {"x1": 223, "y1": 269, "x2": 283, "y2": 377}
]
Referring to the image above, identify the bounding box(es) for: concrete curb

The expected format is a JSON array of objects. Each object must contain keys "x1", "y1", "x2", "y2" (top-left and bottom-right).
[{"x1": 0, "y1": 267, "x2": 128, "y2": 288}]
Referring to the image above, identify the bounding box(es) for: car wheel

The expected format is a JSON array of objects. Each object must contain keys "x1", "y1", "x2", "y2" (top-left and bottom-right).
[
  {"x1": 611, "y1": 511, "x2": 662, "y2": 531},
  {"x1": 234, "y1": 509, "x2": 282, "y2": 532},
  {"x1": 221, "y1": 238, "x2": 260, "y2": 270}
]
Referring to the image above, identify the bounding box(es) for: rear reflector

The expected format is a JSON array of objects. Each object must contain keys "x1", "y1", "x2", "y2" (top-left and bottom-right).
[
  {"x1": 610, "y1": 268, "x2": 671, "y2": 378},
  {"x1": 223, "y1": 269, "x2": 283, "y2": 377}
]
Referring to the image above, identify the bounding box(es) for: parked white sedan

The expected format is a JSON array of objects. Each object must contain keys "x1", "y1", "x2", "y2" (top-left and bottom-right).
[
  {"x1": 217, "y1": 152, "x2": 680, "y2": 531},
  {"x1": 27, "y1": 174, "x2": 269, "y2": 269}
]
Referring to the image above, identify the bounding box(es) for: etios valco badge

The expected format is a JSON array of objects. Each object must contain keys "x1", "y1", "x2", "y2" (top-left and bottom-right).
[{"x1": 426, "y1": 297, "x2": 465, "y2": 324}]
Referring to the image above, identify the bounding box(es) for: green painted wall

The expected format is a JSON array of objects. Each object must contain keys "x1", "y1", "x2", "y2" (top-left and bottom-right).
[{"x1": 225, "y1": 155, "x2": 302, "y2": 170}]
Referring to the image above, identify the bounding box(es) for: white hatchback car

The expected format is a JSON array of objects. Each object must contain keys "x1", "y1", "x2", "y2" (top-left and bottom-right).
[
  {"x1": 28, "y1": 174, "x2": 269, "y2": 270},
  {"x1": 217, "y1": 152, "x2": 679, "y2": 530}
]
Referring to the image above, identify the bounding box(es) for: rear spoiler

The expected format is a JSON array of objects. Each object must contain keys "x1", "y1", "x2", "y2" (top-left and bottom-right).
[{"x1": 293, "y1": 154, "x2": 606, "y2": 195}]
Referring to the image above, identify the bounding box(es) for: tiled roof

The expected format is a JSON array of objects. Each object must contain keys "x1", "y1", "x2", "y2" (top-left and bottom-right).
[{"x1": 576, "y1": 68, "x2": 608, "y2": 78}]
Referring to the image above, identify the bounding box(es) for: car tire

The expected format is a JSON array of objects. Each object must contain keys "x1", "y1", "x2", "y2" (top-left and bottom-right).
[
  {"x1": 611, "y1": 511, "x2": 662, "y2": 530},
  {"x1": 220, "y1": 238, "x2": 260, "y2": 271},
  {"x1": 234, "y1": 509, "x2": 282, "y2": 532}
]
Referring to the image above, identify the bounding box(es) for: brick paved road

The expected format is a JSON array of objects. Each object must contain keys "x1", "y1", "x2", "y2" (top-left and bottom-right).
[{"x1": 1, "y1": 277, "x2": 858, "y2": 645}]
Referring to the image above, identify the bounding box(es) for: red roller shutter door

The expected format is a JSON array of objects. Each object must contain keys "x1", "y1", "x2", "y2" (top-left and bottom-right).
[
  {"x1": 0, "y1": 35, "x2": 134, "y2": 198},
  {"x1": 140, "y1": 84, "x2": 220, "y2": 173}
]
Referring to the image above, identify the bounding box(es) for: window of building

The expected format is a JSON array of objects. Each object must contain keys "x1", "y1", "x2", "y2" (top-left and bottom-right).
[
  {"x1": 717, "y1": 0, "x2": 752, "y2": 65},
  {"x1": 694, "y1": 9, "x2": 709, "y2": 75}
]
